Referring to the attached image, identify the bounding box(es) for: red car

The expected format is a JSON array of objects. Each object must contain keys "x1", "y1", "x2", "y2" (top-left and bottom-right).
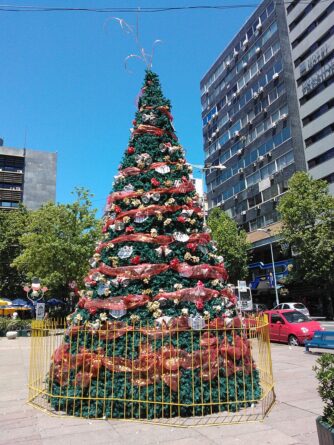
[{"x1": 264, "y1": 309, "x2": 325, "y2": 346}]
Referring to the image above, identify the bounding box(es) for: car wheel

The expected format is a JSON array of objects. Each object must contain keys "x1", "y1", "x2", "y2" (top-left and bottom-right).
[{"x1": 288, "y1": 335, "x2": 299, "y2": 346}]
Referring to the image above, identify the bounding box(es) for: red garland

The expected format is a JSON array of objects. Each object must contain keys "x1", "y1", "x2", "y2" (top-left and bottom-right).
[
  {"x1": 51, "y1": 333, "x2": 253, "y2": 390},
  {"x1": 107, "y1": 180, "x2": 195, "y2": 204},
  {"x1": 97, "y1": 231, "x2": 210, "y2": 252}
]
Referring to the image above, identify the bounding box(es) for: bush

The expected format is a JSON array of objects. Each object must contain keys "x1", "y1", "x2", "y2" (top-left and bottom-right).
[
  {"x1": 314, "y1": 353, "x2": 334, "y2": 428},
  {"x1": 0, "y1": 318, "x2": 32, "y2": 335}
]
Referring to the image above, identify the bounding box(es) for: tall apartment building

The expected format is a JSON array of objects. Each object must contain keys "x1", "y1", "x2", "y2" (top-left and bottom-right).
[
  {"x1": 0, "y1": 140, "x2": 57, "y2": 210},
  {"x1": 200, "y1": 0, "x2": 306, "y2": 239},
  {"x1": 285, "y1": 0, "x2": 334, "y2": 194}
]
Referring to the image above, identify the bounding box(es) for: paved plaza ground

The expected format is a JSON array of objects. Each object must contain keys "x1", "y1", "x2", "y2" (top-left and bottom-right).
[{"x1": 0, "y1": 336, "x2": 333, "y2": 445}]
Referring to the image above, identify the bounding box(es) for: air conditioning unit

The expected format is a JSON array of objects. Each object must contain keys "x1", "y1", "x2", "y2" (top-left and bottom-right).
[
  {"x1": 241, "y1": 210, "x2": 247, "y2": 215},
  {"x1": 263, "y1": 107, "x2": 268, "y2": 114},
  {"x1": 269, "y1": 174, "x2": 275, "y2": 181},
  {"x1": 212, "y1": 131, "x2": 217, "y2": 137},
  {"x1": 258, "y1": 155, "x2": 264, "y2": 162},
  {"x1": 253, "y1": 162, "x2": 257, "y2": 168},
  {"x1": 227, "y1": 101, "x2": 232, "y2": 106},
  {"x1": 234, "y1": 195, "x2": 238, "y2": 200},
  {"x1": 256, "y1": 22, "x2": 262, "y2": 31},
  {"x1": 272, "y1": 121, "x2": 277, "y2": 128},
  {"x1": 272, "y1": 72, "x2": 279, "y2": 80},
  {"x1": 226, "y1": 61, "x2": 231, "y2": 68},
  {"x1": 255, "y1": 47, "x2": 261, "y2": 54},
  {"x1": 267, "y1": 151, "x2": 272, "y2": 158},
  {"x1": 237, "y1": 148, "x2": 244, "y2": 156},
  {"x1": 273, "y1": 197, "x2": 278, "y2": 202},
  {"x1": 234, "y1": 131, "x2": 240, "y2": 138},
  {"x1": 253, "y1": 92, "x2": 259, "y2": 99},
  {"x1": 238, "y1": 168, "x2": 244, "y2": 174},
  {"x1": 242, "y1": 38, "x2": 249, "y2": 49},
  {"x1": 229, "y1": 117, "x2": 234, "y2": 123},
  {"x1": 259, "y1": 86, "x2": 264, "y2": 94},
  {"x1": 243, "y1": 62, "x2": 248, "y2": 69},
  {"x1": 256, "y1": 205, "x2": 261, "y2": 210},
  {"x1": 281, "y1": 113, "x2": 288, "y2": 120},
  {"x1": 208, "y1": 137, "x2": 212, "y2": 142},
  {"x1": 248, "y1": 119, "x2": 253, "y2": 126},
  {"x1": 233, "y1": 92, "x2": 237, "y2": 99},
  {"x1": 233, "y1": 49, "x2": 239, "y2": 57}
]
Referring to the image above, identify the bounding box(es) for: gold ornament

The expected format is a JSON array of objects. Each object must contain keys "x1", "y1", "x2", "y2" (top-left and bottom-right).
[
  {"x1": 130, "y1": 314, "x2": 140, "y2": 323},
  {"x1": 153, "y1": 309, "x2": 163, "y2": 318},
  {"x1": 143, "y1": 277, "x2": 150, "y2": 284},
  {"x1": 184, "y1": 252, "x2": 192, "y2": 260},
  {"x1": 174, "y1": 283, "x2": 183, "y2": 290},
  {"x1": 156, "y1": 212, "x2": 163, "y2": 221},
  {"x1": 163, "y1": 218, "x2": 172, "y2": 226},
  {"x1": 151, "y1": 228, "x2": 158, "y2": 237},
  {"x1": 123, "y1": 216, "x2": 130, "y2": 223}
]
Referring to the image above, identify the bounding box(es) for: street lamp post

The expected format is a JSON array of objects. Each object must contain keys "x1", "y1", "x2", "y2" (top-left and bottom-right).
[
  {"x1": 257, "y1": 228, "x2": 280, "y2": 306},
  {"x1": 187, "y1": 163, "x2": 226, "y2": 225}
]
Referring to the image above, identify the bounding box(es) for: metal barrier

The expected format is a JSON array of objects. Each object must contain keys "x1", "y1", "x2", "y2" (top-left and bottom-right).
[{"x1": 28, "y1": 316, "x2": 275, "y2": 426}]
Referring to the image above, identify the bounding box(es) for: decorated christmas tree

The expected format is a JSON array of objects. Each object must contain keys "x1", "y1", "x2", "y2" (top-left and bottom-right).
[{"x1": 49, "y1": 70, "x2": 261, "y2": 419}]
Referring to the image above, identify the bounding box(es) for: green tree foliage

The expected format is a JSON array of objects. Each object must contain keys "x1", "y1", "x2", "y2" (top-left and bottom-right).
[
  {"x1": 207, "y1": 207, "x2": 251, "y2": 284},
  {"x1": 0, "y1": 207, "x2": 28, "y2": 298},
  {"x1": 12, "y1": 188, "x2": 100, "y2": 297},
  {"x1": 278, "y1": 172, "x2": 334, "y2": 314}
]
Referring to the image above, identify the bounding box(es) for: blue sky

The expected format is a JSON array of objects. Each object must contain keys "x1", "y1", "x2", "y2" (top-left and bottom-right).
[{"x1": 0, "y1": 1, "x2": 254, "y2": 213}]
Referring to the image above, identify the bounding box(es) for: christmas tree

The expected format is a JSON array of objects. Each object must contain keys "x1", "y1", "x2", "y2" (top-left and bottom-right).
[{"x1": 49, "y1": 70, "x2": 261, "y2": 419}]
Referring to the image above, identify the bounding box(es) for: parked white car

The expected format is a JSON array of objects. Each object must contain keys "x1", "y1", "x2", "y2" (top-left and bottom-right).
[{"x1": 273, "y1": 302, "x2": 310, "y2": 317}]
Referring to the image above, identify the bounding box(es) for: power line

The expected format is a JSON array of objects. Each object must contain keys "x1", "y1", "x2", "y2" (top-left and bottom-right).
[{"x1": 0, "y1": 1, "x2": 331, "y2": 13}]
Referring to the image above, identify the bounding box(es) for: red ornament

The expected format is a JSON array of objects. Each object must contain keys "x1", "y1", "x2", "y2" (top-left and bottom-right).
[
  {"x1": 182, "y1": 176, "x2": 188, "y2": 182},
  {"x1": 177, "y1": 216, "x2": 186, "y2": 224},
  {"x1": 125, "y1": 226, "x2": 135, "y2": 233},
  {"x1": 170, "y1": 258, "x2": 180, "y2": 269},
  {"x1": 77, "y1": 298, "x2": 87, "y2": 309},
  {"x1": 151, "y1": 178, "x2": 161, "y2": 187},
  {"x1": 195, "y1": 298, "x2": 204, "y2": 311},
  {"x1": 127, "y1": 146, "x2": 135, "y2": 154},
  {"x1": 132, "y1": 120, "x2": 137, "y2": 126},
  {"x1": 130, "y1": 255, "x2": 141, "y2": 265},
  {"x1": 114, "y1": 205, "x2": 122, "y2": 214},
  {"x1": 88, "y1": 308, "x2": 97, "y2": 315},
  {"x1": 186, "y1": 242, "x2": 197, "y2": 252}
]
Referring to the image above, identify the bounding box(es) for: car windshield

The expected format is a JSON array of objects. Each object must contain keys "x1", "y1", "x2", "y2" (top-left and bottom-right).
[
  {"x1": 283, "y1": 311, "x2": 310, "y2": 323},
  {"x1": 293, "y1": 303, "x2": 305, "y2": 309}
]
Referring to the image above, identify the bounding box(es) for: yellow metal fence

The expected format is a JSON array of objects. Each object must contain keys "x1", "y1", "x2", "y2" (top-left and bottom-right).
[{"x1": 28, "y1": 316, "x2": 275, "y2": 426}]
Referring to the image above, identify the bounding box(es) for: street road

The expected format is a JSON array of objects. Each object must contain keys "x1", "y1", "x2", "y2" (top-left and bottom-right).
[{"x1": 320, "y1": 320, "x2": 334, "y2": 331}]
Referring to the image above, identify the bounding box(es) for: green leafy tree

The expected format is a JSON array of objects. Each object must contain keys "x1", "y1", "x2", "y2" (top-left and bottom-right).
[
  {"x1": 0, "y1": 207, "x2": 28, "y2": 298},
  {"x1": 13, "y1": 188, "x2": 100, "y2": 298},
  {"x1": 278, "y1": 172, "x2": 334, "y2": 317},
  {"x1": 208, "y1": 207, "x2": 251, "y2": 284}
]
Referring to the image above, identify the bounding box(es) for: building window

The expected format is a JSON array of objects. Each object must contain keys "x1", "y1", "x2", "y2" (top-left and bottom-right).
[
  {"x1": 308, "y1": 147, "x2": 334, "y2": 169},
  {"x1": 303, "y1": 99, "x2": 334, "y2": 126},
  {"x1": 289, "y1": 0, "x2": 321, "y2": 32},
  {"x1": 305, "y1": 125, "x2": 334, "y2": 147},
  {"x1": 291, "y1": 3, "x2": 334, "y2": 49},
  {"x1": 294, "y1": 25, "x2": 334, "y2": 69},
  {"x1": 287, "y1": 0, "x2": 300, "y2": 15},
  {"x1": 322, "y1": 172, "x2": 334, "y2": 184}
]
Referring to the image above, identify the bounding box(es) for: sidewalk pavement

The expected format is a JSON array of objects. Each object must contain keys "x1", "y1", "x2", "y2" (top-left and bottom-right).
[{"x1": 0, "y1": 337, "x2": 332, "y2": 445}]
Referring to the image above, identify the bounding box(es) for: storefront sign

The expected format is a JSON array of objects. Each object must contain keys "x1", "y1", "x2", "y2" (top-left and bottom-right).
[
  {"x1": 36, "y1": 303, "x2": 45, "y2": 320},
  {"x1": 299, "y1": 43, "x2": 331, "y2": 76},
  {"x1": 302, "y1": 58, "x2": 334, "y2": 96}
]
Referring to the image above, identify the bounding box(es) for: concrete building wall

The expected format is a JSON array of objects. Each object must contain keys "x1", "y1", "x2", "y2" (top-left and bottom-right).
[
  {"x1": 200, "y1": 0, "x2": 305, "y2": 239},
  {"x1": 0, "y1": 145, "x2": 57, "y2": 210},
  {"x1": 23, "y1": 149, "x2": 57, "y2": 210},
  {"x1": 284, "y1": 0, "x2": 334, "y2": 192}
]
